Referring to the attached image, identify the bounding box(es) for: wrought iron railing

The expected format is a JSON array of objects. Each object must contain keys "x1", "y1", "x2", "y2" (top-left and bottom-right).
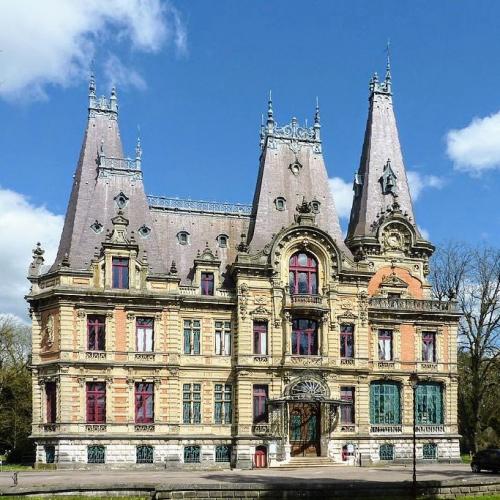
[
  {"x1": 148, "y1": 196, "x2": 252, "y2": 216},
  {"x1": 290, "y1": 294, "x2": 323, "y2": 305},
  {"x1": 252, "y1": 423, "x2": 271, "y2": 435},
  {"x1": 369, "y1": 297, "x2": 458, "y2": 313},
  {"x1": 370, "y1": 424, "x2": 402, "y2": 434},
  {"x1": 416, "y1": 424, "x2": 445, "y2": 433},
  {"x1": 99, "y1": 156, "x2": 140, "y2": 171}
]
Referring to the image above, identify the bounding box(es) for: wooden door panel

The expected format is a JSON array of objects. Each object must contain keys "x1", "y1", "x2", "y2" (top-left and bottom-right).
[{"x1": 289, "y1": 402, "x2": 320, "y2": 457}]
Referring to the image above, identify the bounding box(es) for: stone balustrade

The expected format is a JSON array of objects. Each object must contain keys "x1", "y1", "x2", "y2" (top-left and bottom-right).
[{"x1": 369, "y1": 297, "x2": 458, "y2": 313}]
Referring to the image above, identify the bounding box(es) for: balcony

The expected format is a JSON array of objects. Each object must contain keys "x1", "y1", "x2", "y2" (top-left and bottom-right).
[
  {"x1": 416, "y1": 424, "x2": 445, "y2": 434},
  {"x1": 285, "y1": 294, "x2": 328, "y2": 314},
  {"x1": 369, "y1": 297, "x2": 458, "y2": 314},
  {"x1": 252, "y1": 423, "x2": 271, "y2": 436},
  {"x1": 370, "y1": 424, "x2": 402, "y2": 434}
]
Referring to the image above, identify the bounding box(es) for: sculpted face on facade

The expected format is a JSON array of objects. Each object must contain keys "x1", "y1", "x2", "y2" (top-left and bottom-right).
[{"x1": 27, "y1": 68, "x2": 461, "y2": 468}]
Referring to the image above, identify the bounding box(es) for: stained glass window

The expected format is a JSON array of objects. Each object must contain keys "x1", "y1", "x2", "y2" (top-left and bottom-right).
[
  {"x1": 291, "y1": 318, "x2": 318, "y2": 355},
  {"x1": 86, "y1": 382, "x2": 106, "y2": 423},
  {"x1": 87, "y1": 315, "x2": 105, "y2": 351},
  {"x1": 379, "y1": 444, "x2": 394, "y2": 460},
  {"x1": 184, "y1": 445, "x2": 200, "y2": 463},
  {"x1": 253, "y1": 321, "x2": 268, "y2": 355},
  {"x1": 416, "y1": 383, "x2": 443, "y2": 424},
  {"x1": 136, "y1": 318, "x2": 154, "y2": 352},
  {"x1": 214, "y1": 384, "x2": 232, "y2": 424},
  {"x1": 112, "y1": 257, "x2": 129, "y2": 289},
  {"x1": 215, "y1": 320, "x2": 231, "y2": 355},
  {"x1": 135, "y1": 383, "x2": 154, "y2": 423},
  {"x1": 183, "y1": 383, "x2": 201, "y2": 424},
  {"x1": 215, "y1": 445, "x2": 231, "y2": 462},
  {"x1": 183, "y1": 319, "x2": 201, "y2": 355},
  {"x1": 253, "y1": 385, "x2": 268, "y2": 423},
  {"x1": 88, "y1": 445, "x2": 105, "y2": 463},
  {"x1": 289, "y1": 252, "x2": 318, "y2": 295},
  {"x1": 422, "y1": 332, "x2": 436, "y2": 362},
  {"x1": 378, "y1": 329, "x2": 393, "y2": 361},
  {"x1": 340, "y1": 324, "x2": 354, "y2": 359},
  {"x1": 136, "y1": 445, "x2": 154, "y2": 463},
  {"x1": 370, "y1": 382, "x2": 400, "y2": 424},
  {"x1": 340, "y1": 387, "x2": 355, "y2": 424}
]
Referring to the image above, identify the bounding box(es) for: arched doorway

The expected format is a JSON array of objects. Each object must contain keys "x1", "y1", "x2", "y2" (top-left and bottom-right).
[{"x1": 254, "y1": 445, "x2": 267, "y2": 468}]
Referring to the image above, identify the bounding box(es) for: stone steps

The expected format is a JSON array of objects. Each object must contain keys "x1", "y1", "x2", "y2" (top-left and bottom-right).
[{"x1": 279, "y1": 456, "x2": 342, "y2": 468}]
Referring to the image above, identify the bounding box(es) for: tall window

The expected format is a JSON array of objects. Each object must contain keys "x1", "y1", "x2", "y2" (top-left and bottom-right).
[
  {"x1": 378, "y1": 329, "x2": 393, "y2": 361},
  {"x1": 291, "y1": 318, "x2": 318, "y2": 355},
  {"x1": 183, "y1": 383, "x2": 201, "y2": 424},
  {"x1": 253, "y1": 385, "x2": 268, "y2": 424},
  {"x1": 340, "y1": 387, "x2": 355, "y2": 424},
  {"x1": 340, "y1": 324, "x2": 354, "y2": 359},
  {"x1": 416, "y1": 383, "x2": 443, "y2": 425},
  {"x1": 46, "y1": 382, "x2": 57, "y2": 424},
  {"x1": 201, "y1": 272, "x2": 214, "y2": 295},
  {"x1": 112, "y1": 257, "x2": 129, "y2": 289},
  {"x1": 183, "y1": 319, "x2": 201, "y2": 355},
  {"x1": 370, "y1": 381, "x2": 400, "y2": 424},
  {"x1": 215, "y1": 320, "x2": 231, "y2": 355},
  {"x1": 289, "y1": 252, "x2": 318, "y2": 295},
  {"x1": 253, "y1": 321, "x2": 268, "y2": 355},
  {"x1": 422, "y1": 332, "x2": 436, "y2": 362},
  {"x1": 214, "y1": 384, "x2": 232, "y2": 424},
  {"x1": 87, "y1": 315, "x2": 105, "y2": 351},
  {"x1": 86, "y1": 382, "x2": 106, "y2": 423},
  {"x1": 135, "y1": 382, "x2": 154, "y2": 423},
  {"x1": 136, "y1": 318, "x2": 154, "y2": 352}
]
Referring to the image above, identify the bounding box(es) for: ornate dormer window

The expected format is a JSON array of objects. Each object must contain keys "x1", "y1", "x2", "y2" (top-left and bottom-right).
[
  {"x1": 138, "y1": 225, "x2": 151, "y2": 238},
  {"x1": 310, "y1": 199, "x2": 321, "y2": 214},
  {"x1": 289, "y1": 251, "x2": 318, "y2": 295},
  {"x1": 380, "y1": 159, "x2": 397, "y2": 196},
  {"x1": 112, "y1": 257, "x2": 129, "y2": 289},
  {"x1": 114, "y1": 191, "x2": 129, "y2": 209},
  {"x1": 274, "y1": 197, "x2": 286, "y2": 211},
  {"x1": 216, "y1": 234, "x2": 228, "y2": 248},
  {"x1": 177, "y1": 231, "x2": 190, "y2": 245},
  {"x1": 289, "y1": 158, "x2": 303, "y2": 176},
  {"x1": 90, "y1": 220, "x2": 104, "y2": 234}
]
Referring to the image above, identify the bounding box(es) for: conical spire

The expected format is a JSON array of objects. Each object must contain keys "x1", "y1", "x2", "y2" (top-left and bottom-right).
[
  {"x1": 267, "y1": 90, "x2": 274, "y2": 133},
  {"x1": 313, "y1": 96, "x2": 321, "y2": 140},
  {"x1": 347, "y1": 59, "x2": 418, "y2": 249}
]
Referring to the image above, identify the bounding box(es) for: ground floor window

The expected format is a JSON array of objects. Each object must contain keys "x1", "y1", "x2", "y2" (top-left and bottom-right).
[
  {"x1": 379, "y1": 444, "x2": 394, "y2": 461},
  {"x1": 184, "y1": 445, "x2": 200, "y2": 463},
  {"x1": 87, "y1": 445, "x2": 105, "y2": 464},
  {"x1": 254, "y1": 445, "x2": 267, "y2": 468},
  {"x1": 423, "y1": 443, "x2": 437, "y2": 459},
  {"x1": 45, "y1": 445, "x2": 55, "y2": 464},
  {"x1": 341, "y1": 443, "x2": 355, "y2": 461},
  {"x1": 136, "y1": 445, "x2": 154, "y2": 463},
  {"x1": 215, "y1": 445, "x2": 231, "y2": 462}
]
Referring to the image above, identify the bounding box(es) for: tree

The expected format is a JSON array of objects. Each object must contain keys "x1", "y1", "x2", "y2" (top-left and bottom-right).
[
  {"x1": 430, "y1": 244, "x2": 500, "y2": 452},
  {"x1": 0, "y1": 315, "x2": 32, "y2": 461}
]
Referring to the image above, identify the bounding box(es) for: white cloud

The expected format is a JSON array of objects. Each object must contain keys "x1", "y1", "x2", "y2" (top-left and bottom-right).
[
  {"x1": 418, "y1": 226, "x2": 430, "y2": 241},
  {"x1": 0, "y1": 0, "x2": 186, "y2": 100},
  {"x1": 0, "y1": 187, "x2": 63, "y2": 320},
  {"x1": 407, "y1": 170, "x2": 444, "y2": 201},
  {"x1": 103, "y1": 54, "x2": 147, "y2": 91},
  {"x1": 329, "y1": 177, "x2": 353, "y2": 219},
  {"x1": 446, "y1": 111, "x2": 500, "y2": 175}
]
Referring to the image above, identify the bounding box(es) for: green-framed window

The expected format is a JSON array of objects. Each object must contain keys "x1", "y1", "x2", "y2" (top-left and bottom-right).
[
  {"x1": 215, "y1": 445, "x2": 232, "y2": 462},
  {"x1": 183, "y1": 319, "x2": 201, "y2": 355},
  {"x1": 214, "y1": 383, "x2": 232, "y2": 424},
  {"x1": 87, "y1": 445, "x2": 105, "y2": 464},
  {"x1": 183, "y1": 383, "x2": 201, "y2": 424},
  {"x1": 416, "y1": 383, "x2": 443, "y2": 424},
  {"x1": 136, "y1": 445, "x2": 154, "y2": 463},
  {"x1": 184, "y1": 445, "x2": 200, "y2": 463},
  {"x1": 379, "y1": 444, "x2": 394, "y2": 460},
  {"x1": 370, "y1": 381, "x2": 401, "y2": 424},
  {"x1": 423, "y1": 443, "x2": 437, "y2": 459}
]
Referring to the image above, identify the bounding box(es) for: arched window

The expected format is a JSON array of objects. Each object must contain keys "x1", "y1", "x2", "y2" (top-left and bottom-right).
[
  {"x1": 289, "y1": 252, "x2": 318, "y2": 295},
  {"x1": 291, "y1": 318, "x2": 318, "y2": 355}
]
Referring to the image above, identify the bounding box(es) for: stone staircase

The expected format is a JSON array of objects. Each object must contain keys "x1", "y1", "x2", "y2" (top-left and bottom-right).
[{"x1": 279, "y1": 456, "x2": 340, "y2": 468}]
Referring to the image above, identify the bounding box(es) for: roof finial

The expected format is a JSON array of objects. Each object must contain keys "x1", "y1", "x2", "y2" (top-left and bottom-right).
[
  {"x1": 313, "y1": 96, "x2": 321, "y2": 140},
  {"x1": 88, "y1": 59, "x2": 96, "y2": 96},
  {"x1": 267, "y1": 90, "x2": 275, "y2": 133}
]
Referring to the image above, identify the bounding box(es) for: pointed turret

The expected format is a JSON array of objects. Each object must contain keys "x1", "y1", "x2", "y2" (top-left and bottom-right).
[
  {"x1": 246, "y1": 95, "x2": 348, "y2": 254},
  {"x1": 346, "y1": 62, "x2": 422, "y2": 255},
  {"x1": 51, "y1": 77, "x2": 166, "y2": 274}
]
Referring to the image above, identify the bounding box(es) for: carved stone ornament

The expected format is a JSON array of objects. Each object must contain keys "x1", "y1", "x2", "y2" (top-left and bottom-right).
[
  {"x1": 44, "y1": 314, "x2": 55, "y2": 347},
  {"x1": 239, "y1": 283, "x2": 249, "y2": 319},
  {"x1": 381, "y1": 223, "x2": 412, "y2": 254},
  {"x1": 380, "y1": 271, "x2": 408, "y2": 289},
  {"x1": 251, "y1": 305, "x2": 271, "y2": 318},
  {"x1": 288, "y1": 378, "x2": 329, "y2": 401}
]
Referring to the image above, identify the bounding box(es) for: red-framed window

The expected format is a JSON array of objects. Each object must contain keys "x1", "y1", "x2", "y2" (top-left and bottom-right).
[
  {"x1": 46, "y1": 382, "x2": 57, "y2": 424},
  {"x1": 136, "y1": 318, "x2": 154, "y2": 352},
  {"x1": 253, "y1": 321, "x2": 268, "y2": 355},
  {"x1": 378, "y1": 329, "x2": 393, "y2": 361},
  {"x1": 340, "y1": 387, "x2": 355, "y2": 424},
  {"x1": 289, "y1": 252, "x2": 318, "y2": 295},
  {"x1": 87, "y1": 315, "x2": 105, "y2": 351},
  {"x1": 201, "y1": 272, "x2": 214, "y2": 296},
  {"x1": 340, "y1": 324, "x2": 354, "y2": 359},
  {"x1": 112, "y1": 257, "x2": 129, "y2": 289},
  {"x1": 291, "y1": 318, "x2": 318, "y2": 355},
  {"x1": 135, "y1": 382, "x2": 154, "y2": 423},
  {"x1": 253, "y1": 385, "x2": 268, "y2": 424},
  {"x1": 422, "y1": 332, "x2": 436, "y2": 362},
  {"x1": 86, "y1": 382, "x2": 106, "y2": 423}
]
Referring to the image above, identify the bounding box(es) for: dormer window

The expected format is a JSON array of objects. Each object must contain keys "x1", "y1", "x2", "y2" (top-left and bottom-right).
[
  {"x1": 112, "y1": 257, "x2": 129, "y2": 289},
  {"x1": 138, "y1": 225, "x2": 151, "y2": 238},
  {"x1": 217, "y1": 234, "x2": 228, "y2": 248},
  {"x1": 177, "y1": 231, "x2": 189, "y2": 245},
  {"x1": 114, "y1": 192, "x2": 129, "y2": 209},
  {"x1": 274, "y1": 197, "x2": 286, "y2": 211},
  {"x1": 289, "y1": 251, "x2": 318, "y2": 295},
  {"x1": 311, "y1": 200, "x2": 321, "y2": 213},
  {"x1": 90, "y1": 220, "x2": 103, "y2": 234},
  {"x1": 201, "y1": 272, "x2": 214, "y2": 296}
]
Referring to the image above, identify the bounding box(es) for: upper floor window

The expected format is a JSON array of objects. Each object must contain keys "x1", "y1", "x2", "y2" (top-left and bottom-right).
[
  {"x1": 87, "y1": 315, "x2": 105, "y2": 351},
  {"x1": 253, "y1": 321, "x2": 268, "y2": 355},
  {"x1": 183, "y1": 319, "x2": 201, "y2": 355},
  {"x1": 86, "y1": 382, "x2": 106, "y2": 423},
  {"x1": 217, "y1": 234, "x2": 228, "y2": 248},
  {"x1": 214, "y1": 383, "x2": 232, "y2": 424},
  {"x1": 112, "y1": 257, "x2": 129, "y2": 289},
  {"x1": 422, "y1": 332, "x2": 436, "y2": 362},
  {"x1": 201, "y1": 272, "x2": 214, "y2": 296},
  {"x1": 274, "y1": 197, "x2": 286, "y2": 211},
  {"x1": 46, "y1": 382, "x2": 57, "y2": 424},
  {"x1": 416, "y1": 382, "x2": 443, "y2": 425},
  {"x1": 370, "y1": 381, "x2": 400, "y2": 424},
  {"x1": 135, "y1": 382, "x2": 154, "y2": 423},
  {"x1": 340, "y1": 324, "x2": 354, "y2": 359},
  {"x1": 253, "y1": 385, "x2": 268, "y2": 424},
  {"x1": 177, "y1": 231, "x2": 190, "y2": 245},
  {"x1": 289, "y1": 252, "x2": 318, "y2": 295},
  {"x1": 378, "y1": 329, "x2": 393, "y2": 361},
  {"x1": 215, "y1": 320, "x2": 231, "y2": 355},
  {"x1": 292, "y1": 318, "x2": 318, "y2": 356},
  {"x1": 183, "y1": 383, "x2": 201, "y2": 424},
  {"x1": 136, "y1": 318, "x2": 154, "y2": 352},
  {"x1": 340, "y1": 387, "x2": 355, "y2": 424}
]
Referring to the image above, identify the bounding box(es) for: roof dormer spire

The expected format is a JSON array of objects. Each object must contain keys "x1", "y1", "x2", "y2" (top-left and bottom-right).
[
  {"x1": 267, "y1": 90, "x2": 275, "y2": 133},
  {"x1": 313, "y1": 96, "x2": 321, "y2": 140}
]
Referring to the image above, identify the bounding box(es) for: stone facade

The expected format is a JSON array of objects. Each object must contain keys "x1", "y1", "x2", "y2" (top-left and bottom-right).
[{"x1": 27, "y1": 67, "x2": 461, "y2": 469}]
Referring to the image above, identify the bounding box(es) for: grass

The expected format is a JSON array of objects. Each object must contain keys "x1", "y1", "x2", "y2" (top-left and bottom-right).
[
  {"x1": 457, "y1": 496, "x2": 500, "y2": 500},
  {"x1": 461, "y1": 453, "x2": 473, "y2": 464},
  {"x1": 0, "y1": 464, "x2": 34, "y2": 471}
]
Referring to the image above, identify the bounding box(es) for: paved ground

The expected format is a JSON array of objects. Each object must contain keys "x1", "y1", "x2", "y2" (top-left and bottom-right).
[{"x1": 0, "y1": 463, "x2": 494, "y2": 491}]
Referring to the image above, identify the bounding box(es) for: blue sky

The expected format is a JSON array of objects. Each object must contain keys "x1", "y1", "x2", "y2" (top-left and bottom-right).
[{"x1": 1, "y1": 0, "x2": 499, "y2": 318}]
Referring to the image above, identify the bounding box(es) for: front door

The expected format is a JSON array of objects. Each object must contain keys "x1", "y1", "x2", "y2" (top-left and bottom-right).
[{"x1": 289, "y1": 402, "x2": 320, "y2": 457}]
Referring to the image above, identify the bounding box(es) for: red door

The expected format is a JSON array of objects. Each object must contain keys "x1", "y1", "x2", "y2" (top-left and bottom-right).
[{"x1": 254, "y1": 446, "x2": 267, "y2": 468}]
